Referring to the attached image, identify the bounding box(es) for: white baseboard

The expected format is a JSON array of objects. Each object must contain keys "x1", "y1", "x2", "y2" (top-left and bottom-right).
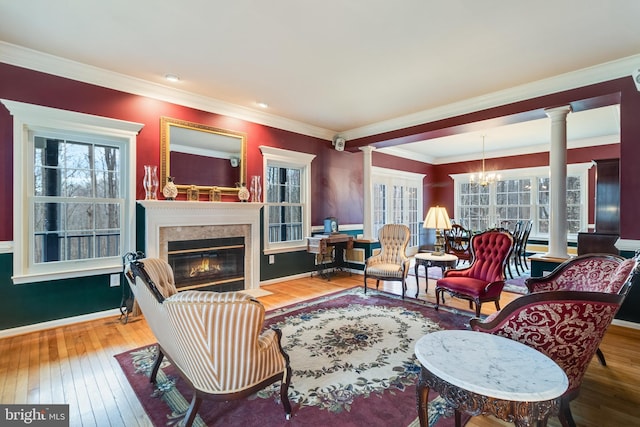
[{"x1": 0, "y1": 308, "x2": 122, "y2": 339}]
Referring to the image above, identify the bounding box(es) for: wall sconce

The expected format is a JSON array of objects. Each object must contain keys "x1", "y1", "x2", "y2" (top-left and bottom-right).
[{"x1": 423, "y1": 206, "x2": 452, "y2": 255}]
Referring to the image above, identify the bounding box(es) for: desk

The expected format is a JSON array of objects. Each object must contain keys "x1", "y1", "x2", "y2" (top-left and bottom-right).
[
  {"x1": 415, "y1": 330, "x2": 568, "y2": 427},
  {"x1": 306, "y1": 234, "x2": 354, "y2": 280},
  {"x1": 413, "y1": 253, "x2": 457, "y2": 297}
]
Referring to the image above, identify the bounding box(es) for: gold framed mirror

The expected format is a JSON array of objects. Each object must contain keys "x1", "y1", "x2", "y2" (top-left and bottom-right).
[{"x1": 160, "y1": 117, "x2": 247, "y2": 198}]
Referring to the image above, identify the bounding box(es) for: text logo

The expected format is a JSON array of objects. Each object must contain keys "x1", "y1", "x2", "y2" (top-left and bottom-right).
[{"x1": 0, "y1": 405, "x2": 69, "y2": 426}]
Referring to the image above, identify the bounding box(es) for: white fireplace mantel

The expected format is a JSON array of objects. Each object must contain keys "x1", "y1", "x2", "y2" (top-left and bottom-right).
[{"x1": 138, "y1": 200, "x2": 263, "y2": 289}]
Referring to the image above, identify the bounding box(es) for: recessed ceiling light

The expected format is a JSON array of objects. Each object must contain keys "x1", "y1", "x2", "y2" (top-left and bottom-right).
[
  {"x1": 164, "y1": 74, "x2": 180, "y2": 82},
  {"x1": 256, "y1": 101, "x2": 269, "y2": 109}
]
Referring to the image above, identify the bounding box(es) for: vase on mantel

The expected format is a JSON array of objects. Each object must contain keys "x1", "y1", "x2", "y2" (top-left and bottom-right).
[
  {"x1": 143, "y1": 165, "x2": 159, "y2": 200},
  {"x1": 237, "y1": 183, "x2": 250, "y2": 202},
  {"x1": 250, "y1": 175, "x2": 262, "y2": 203},
  {"x1": 162, "y1": 176, "x2": 178, "y2": 200}
]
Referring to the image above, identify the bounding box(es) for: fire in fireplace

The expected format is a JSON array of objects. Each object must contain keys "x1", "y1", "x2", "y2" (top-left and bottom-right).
[{"x1": 167, "y1": 237, "x2": 245, "y2": 292}]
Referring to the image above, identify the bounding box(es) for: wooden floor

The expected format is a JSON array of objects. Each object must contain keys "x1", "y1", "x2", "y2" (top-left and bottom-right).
[{"x1": 0, "y1": 272, "x2": 638, "y2": 427}]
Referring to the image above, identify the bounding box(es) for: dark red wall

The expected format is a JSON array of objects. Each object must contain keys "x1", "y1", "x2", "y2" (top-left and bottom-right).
[
  {"x1": 0, "y1": 62, "x2": 364, "y2": 240},
  {"x1": 0, "y1": 62, "x2": 634, "y2": 241}
]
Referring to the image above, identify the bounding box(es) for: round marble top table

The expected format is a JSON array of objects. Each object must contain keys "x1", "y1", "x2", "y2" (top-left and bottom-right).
[{"x1": 414, "y1": 330, "x2": 568, "y2": 427}]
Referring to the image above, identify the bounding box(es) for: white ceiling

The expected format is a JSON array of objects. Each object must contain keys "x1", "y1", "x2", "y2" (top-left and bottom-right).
[{"x1": 0, "y1": 1, "x2": 638, "y2": 161}]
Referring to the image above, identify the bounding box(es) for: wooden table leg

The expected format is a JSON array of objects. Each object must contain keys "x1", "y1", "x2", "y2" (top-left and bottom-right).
[{"x1": 416, "y1": 369, "x2": 430, "y2": 427}]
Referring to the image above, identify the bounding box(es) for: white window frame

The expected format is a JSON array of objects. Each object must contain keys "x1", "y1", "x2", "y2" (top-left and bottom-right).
[
  {"x1": 260, "y1": 146, "x2": 315, "y2": 254},
  {"x1": 2, "y1": 100, "x2": 143, "y2": 284},
  {"x1": 372, "y1": 166, "x2": 425, "y2": 248},
  {"x1": 450, "y1": 163, "x2": 592, "y2": 239}
]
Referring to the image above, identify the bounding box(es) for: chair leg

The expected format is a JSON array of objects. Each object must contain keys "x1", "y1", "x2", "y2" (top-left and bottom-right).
[
  {"x1": 435, "y1": 289, "x2": 440, "y2": 311},
  {"x1": 280, "y1": 366, "x2": 292, "y2": 419},
  {"x1": 183, "y1": 393, "x2": 203, "y2": 427},
  {"x1": 150, "y1": 346, "x2": 164, "y2": 384},
  {"x1": 474, "y1": 301, "x2": 481, "y2": 317},
  {"x1": 401, "y1": 279, "x2": 406, "y2": 299},
  {"x1": 558, "y1": 399, "x2": 577, "y2": 427},
  {"x1": 376, "y1": 279, "x2": 380, "y2": 290},
  {"x1": 494, "y1": 300, "x2": 500, "y2": 311},
  {"x1": 596, "y1": 347, "x2": 607, "y2": 366},
  {"x1": 363, "y1": 275, "x2": 368, "y2": 294}
]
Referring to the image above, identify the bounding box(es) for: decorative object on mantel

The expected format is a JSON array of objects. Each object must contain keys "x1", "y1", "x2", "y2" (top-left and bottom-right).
[
  {"x1": 209, "y1": 187, "x2": 222, "y2": 202},
  {"x1": 143, "y1": 165, "x2": 159, "y2": 200},
  {"x1": 237, "y1": 182, "x2": 250, "y2": 202},
  {"x1": 162, "y1": 176, "x2": 178, "y2": 200},
  {"x1": 187, "y1": 185, "x2": 199, "y2": 201},
  {"x1": 250, "y1": 175, "x2": 262, "y2": 202}
]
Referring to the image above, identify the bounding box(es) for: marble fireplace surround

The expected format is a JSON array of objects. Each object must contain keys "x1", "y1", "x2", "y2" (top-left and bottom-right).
[{"x1": 137, "y1": 200, "x2": 263, "y2": 290}]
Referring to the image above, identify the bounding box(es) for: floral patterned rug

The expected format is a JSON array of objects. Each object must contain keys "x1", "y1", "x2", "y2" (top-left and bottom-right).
[{"x1": 115, "y1": 287, "x2": 474, "y2": 427}]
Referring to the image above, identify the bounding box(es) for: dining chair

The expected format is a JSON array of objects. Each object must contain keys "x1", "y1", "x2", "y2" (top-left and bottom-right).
[{"x1": 444, "y1": 224, "x2": 472, "y2": 265}]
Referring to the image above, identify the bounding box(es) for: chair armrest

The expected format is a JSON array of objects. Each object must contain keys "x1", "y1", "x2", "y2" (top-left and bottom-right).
[
  {"x1": 483, "y1": 280, "x2": 506, "y2": 298},
  {"x1": 443, "y1": 265, "x2": 473, "y2": 277}
]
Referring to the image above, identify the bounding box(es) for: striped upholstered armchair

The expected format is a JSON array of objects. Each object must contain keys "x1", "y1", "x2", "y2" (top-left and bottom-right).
[
  {"x1": 364, "y1": 224, "x2": 411, "y2": 298},
  {"x1": 124, "y1": 256, "x2": 292, "y2": 427}
]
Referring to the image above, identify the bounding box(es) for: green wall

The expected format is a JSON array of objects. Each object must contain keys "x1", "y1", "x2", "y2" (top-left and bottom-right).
[{"x1": 0, "y1": 253, "x2": 124, "y2": 330}]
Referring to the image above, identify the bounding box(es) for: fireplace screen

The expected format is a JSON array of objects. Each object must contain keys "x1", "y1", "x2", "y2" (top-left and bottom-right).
[{"x1": 167, "y1": 237, "x2": 245, "y2": 292}]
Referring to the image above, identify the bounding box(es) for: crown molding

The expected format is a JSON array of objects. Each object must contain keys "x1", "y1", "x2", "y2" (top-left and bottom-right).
[
  {"x1": 2, "y1": 41, "x2": 638, "y2": 144},
  {"x1": 342, "y1": 54, "x2": 640, "y2": 140},
  {"x1": 0, "y1": 41, "x2": 335, "y2": 141}
]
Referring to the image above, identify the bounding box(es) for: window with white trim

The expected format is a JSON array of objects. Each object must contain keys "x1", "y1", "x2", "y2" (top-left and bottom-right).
[
  {"x1": 260, "y1": 146, "x2": 315, "y2": 254},
  {"x1": 451, "y1": 164, "x2": 590, "y2": 237},
  {"x1": 2, "y1": 100, "x2": 142, "y2": 283},
  {"x1": 373, "y1": 167, "x2": 424, "y2": 247}
]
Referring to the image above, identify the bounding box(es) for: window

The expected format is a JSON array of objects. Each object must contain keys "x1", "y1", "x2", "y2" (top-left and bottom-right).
[
  {"x1": 373, "y1": 167, "x2": 424, "y2": 247},
  {"x1": 33, "y1": 135, "x2": 122, "y2": 264},
  {"x1": 3, "y1": 100, "x2": 142, "y2": 283},
  {"x1": 260, "y1": 146, "x2": 315, "y2": 254},
  {"x1": 452, "y1": 164, "x2": 590, "y2": 237}
]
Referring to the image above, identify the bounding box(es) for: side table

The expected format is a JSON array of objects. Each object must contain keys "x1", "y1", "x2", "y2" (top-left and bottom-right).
[
  {"x1": 413, "y1": 252, "x2": 458, "y2": 297},
  {"x1": 415, "y1": 330, "x2": 568, "y2": 427}
]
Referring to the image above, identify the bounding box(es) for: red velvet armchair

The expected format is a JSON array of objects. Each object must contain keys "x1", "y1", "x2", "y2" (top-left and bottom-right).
[{"x1": 435, "y1": 230, "x2": 514, "y2": 317}]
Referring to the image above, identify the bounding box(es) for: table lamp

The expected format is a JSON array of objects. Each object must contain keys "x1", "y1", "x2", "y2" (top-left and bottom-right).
[{"x1": 423, "y1": 206, "x2": 452, "y2": 255}]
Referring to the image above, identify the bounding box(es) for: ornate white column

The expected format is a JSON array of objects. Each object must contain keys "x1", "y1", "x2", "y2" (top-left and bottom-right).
[
  {"x1": 545, "y1": 105, "x2": 572, "y2": 258},
  {"x1": 360, "y1": 146, "x2": 376, "y2": 240}
]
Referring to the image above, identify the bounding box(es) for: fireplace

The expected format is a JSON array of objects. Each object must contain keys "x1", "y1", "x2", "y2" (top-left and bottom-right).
[
  {"x1": 168, "y1": 237, "x2": 245, "y2": 291},
  {"x1": 138, "y1": 201, "x2": 263, "y2": 291}
]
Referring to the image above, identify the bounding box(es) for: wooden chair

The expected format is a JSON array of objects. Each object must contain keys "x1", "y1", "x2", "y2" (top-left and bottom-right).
[
  {"x1": 435, "y1": 230, "x2": 514, "y2": 317},
  {"x1": 124, "y1": 255, "x2": 292, "y2": 427},
  {"x1": 505, "y1": 220, "x2": 523, "y2": 279},
  {"x1": 444, "y1": 224, "x2": 472, "y2": 265},
  {"x1": 364, "y1": 224, "x2": 411, "y2": 299}
]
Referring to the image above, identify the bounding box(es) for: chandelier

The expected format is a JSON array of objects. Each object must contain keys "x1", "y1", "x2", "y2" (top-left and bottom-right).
[{"x1": 470, "y1": 135, "x2": 500, "y2": 187}]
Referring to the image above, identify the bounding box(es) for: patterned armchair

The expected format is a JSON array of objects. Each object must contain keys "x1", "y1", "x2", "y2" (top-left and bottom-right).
[
  {"x1": 364, "y1": 224, "x2": 411, "y2": 298},
  {"x1": 435, "y1": 230, "x2": 514, "y2": 316},
  {"x1": 470, "y1": 288, "x2": 633, "y2": 427},
  {"x1": 525, "y1": 253, "x2": 636, "y2": 366},
  {"x1": 124, "y1": 256, "x2": 292, "y2": 427}
]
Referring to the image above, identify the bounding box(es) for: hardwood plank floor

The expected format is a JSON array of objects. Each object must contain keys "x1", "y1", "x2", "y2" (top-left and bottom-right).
[{"x1": 0, "y1": 272, "x2": 638, "y2": 427}]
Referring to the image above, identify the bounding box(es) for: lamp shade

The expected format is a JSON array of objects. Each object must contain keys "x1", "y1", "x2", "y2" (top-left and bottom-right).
[{"x1": 423, "y1": 206, "x2": 452, "y2": 230}]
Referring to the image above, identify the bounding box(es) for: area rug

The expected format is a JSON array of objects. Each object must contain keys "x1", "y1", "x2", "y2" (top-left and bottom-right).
[{"x1": 115, "y1": 287, "x2": 475, "y2": 427}]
